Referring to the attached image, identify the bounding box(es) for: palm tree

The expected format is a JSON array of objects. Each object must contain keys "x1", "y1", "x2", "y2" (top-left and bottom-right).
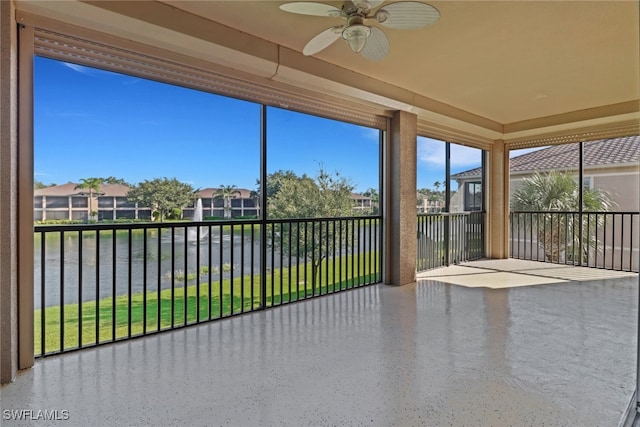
[
  {"x1": 214, "y1": 185, "x2": 240, "y2": 218},
  {"x1": 250, "y1": 181, "x2": 261, "y2": 217},
  {"x1": 75, "y1": 177, "x2": 103, "y2": 220},
  {"x1": 363, "y1": 187, "x2": 379, "y2": 214},
  {"x1": 511, "y1": 171, "x2": 613, "y2": 263},
  {"x1": 364, "y1": 187, "x2": 378, "y2": 202}
]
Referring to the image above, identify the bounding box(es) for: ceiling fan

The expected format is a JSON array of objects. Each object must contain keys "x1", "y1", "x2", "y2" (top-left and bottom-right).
[{"x1": 279, "y1": 1, "x2": 440, "y2": 61}]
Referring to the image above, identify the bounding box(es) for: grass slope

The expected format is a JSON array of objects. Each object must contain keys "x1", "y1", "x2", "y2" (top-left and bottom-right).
[{"x1": 35, "y1": 251, "x2": 379, "y2": 355}]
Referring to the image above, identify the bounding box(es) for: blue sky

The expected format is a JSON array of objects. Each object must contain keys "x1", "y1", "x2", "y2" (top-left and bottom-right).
[{"x1": 35, "y1": 56, "x2": 491, "y2": 192}]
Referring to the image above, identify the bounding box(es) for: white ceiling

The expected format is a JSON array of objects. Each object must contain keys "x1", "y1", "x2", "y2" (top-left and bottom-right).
[{"x1": 15, "y1": 0, "x2": 640, "y2": 144}]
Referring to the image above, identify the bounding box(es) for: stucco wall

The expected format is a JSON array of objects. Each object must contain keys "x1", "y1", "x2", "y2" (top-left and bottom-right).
[
  {"x1": 385, "y1": 110, "x2": 417, "y2": 285},
  {"x1": 593, "y1": 173, "x2": 640, "y2": 212},
  {"x1": 509, "y1": 168, "x2": 639, "y2": 212},
  {"x1": 0, "y1": 0, "x2": 19, "y2": 384}
]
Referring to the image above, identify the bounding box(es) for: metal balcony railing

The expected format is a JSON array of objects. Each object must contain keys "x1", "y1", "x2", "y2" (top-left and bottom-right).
[
  {"x1": 510, "y1": 211, "x2": 639, "y2": 272},
  {"x1": 417, "y1": 211, "x2": 485, "y2": 272},
  {"x1": 34, "y1": 216, "x2": 381, "y2": 356}
]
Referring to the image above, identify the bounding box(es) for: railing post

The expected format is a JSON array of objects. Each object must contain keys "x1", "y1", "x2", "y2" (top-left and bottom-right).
[
  {"x1": 636, "y1": 223, "x2": 640, "y2": 424},
  {"x1": 259, "y1": 105, "x2": 267, "y2": 309},
  {"x1": 444, "y1": 142, "x2": 451, "y2": 266},
  {"x1": 578, "y1": 141, "x2": 584, "y2": 266}
]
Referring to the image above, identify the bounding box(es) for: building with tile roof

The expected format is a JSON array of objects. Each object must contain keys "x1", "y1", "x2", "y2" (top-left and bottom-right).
[
  {"x1": 34, "y1": 184, "x2": 261, "y2": 221},
  {"x1": 187, "y1": 188, "x2": 259, "y2": 219},
  {"x1": 35, "y1": 184, "x2": 374, "y2": 221},
  {"x1": 452, "y1": 136, "x2": 640, "y2": 212},
  {"x1": 34, "y1": 182, "x2": 152, "y2": 221}
]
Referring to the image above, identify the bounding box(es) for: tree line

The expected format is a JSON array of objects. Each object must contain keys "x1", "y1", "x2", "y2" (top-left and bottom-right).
[{"x1": 45, "y1": 167, "x2": 368, "y2": 222}]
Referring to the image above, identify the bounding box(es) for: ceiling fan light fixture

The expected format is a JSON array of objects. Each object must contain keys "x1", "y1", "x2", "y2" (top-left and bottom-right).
[{"x1": 342, "y1": 24, "x2": 371, "y2": 53}]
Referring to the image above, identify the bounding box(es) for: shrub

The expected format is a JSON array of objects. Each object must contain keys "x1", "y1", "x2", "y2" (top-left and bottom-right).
[{"x1": 35, "y1": 219, "x2": 85, "y2": 225}]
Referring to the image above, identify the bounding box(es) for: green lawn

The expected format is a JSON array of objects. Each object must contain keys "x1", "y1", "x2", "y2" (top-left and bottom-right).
[{"x1": 35, "y1": 251, "x2": 380, "y2": 355}]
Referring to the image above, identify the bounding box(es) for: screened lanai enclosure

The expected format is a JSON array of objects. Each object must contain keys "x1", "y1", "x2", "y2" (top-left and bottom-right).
[{"x1": 31, "y1": 54, "x2": 385, "y2": 355}]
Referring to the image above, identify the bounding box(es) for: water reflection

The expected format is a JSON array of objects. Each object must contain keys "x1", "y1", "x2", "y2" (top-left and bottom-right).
[
  {"x1": 484, "y1": 288, "x2": 511, "y2": 377},
  {"x1": 34, "y1": 228, "x2": 263, "y2": 308},
  {"x1": 34, "y1": 223, "x2": 379, "y2": 308}
]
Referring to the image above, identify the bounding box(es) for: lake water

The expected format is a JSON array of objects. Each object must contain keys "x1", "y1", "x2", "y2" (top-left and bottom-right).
[
  {"x1": 34, "y1": 224, "x2": 379, "y2": 308},
  {"x1": 34, "y1": 227, "x2": 267, "y2": 308}
]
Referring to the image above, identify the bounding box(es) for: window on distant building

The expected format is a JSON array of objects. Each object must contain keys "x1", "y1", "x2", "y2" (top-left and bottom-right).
[
  {"x1": 45, "y1": 196, "x2": 70, "y2": 209},
  {"x1": 464, "y1": 182, "x2": 482, "y2": 211},
  {"x1": 116, "y1": 197, "x2": 136, "y2": 208},
  {"x1": 98, "y1": 197, "x2": 114, "y2": 208},
  {"x1": 71, "y1": 196, "x2": 88, "y2": 208}
]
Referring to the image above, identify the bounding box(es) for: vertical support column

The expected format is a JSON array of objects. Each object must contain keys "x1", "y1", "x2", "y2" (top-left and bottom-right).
[
  {"x1": 487, "y1": 140, "x2": 509, "y2": 259},
  {"x1": 18, "y1": 22, "x2": 35, "y2": 372},
  {"x1": 384, "y1": 110, "x2": 417, "y2": 286},
  {"x1": 0, "y1": 0, "x2": 19, "y2": 384}
]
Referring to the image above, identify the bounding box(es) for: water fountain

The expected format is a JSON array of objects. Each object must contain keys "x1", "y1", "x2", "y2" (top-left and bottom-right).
[{"x1": 187, "y1": 198, "x2": 208, "y2": 243}]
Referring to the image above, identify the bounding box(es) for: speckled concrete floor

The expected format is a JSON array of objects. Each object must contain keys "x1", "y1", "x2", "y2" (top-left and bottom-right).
[{"x1": 1, "y1": 261, "x2": 637, "y2": 426}]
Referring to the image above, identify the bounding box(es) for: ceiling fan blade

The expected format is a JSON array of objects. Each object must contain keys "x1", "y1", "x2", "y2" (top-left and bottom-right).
[
  {"x1": 303, "y1": 26, "x2": 343, "y2": 56},
  {"x1": 353, "y1": 0, "x2": 383, "y2": 10},
  {"x1": 361, "y1": 27, "x2": 389, "y2": 61},
  {"x1": 377, "y1": 2, "x2": 440, "y2": 29},
  {"x1": 279, "y1": 2, "x2": 341, "y2": 17}
]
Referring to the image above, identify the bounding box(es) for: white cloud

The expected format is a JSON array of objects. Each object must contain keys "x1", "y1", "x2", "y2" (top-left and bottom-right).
[
  {"x1": 362, "y1": 127, "x2": 380, "y2": 142},
  {"x1": 62, "y1": 62, "x2": 118, "y2": 79},
  {"x1": 63, "y1": 62, "x2": 95, "y2": 75},
  {"x1": 417, "y1": 137, "x2": 482, "y2": 168},
  {"x1": 417, "y1": 138, "x2": 444, "y2": 165}
]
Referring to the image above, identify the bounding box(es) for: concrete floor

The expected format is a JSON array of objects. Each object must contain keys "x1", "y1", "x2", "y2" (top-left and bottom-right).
[{"x1": 1, "y1": 260, "x2": 637, "y2": 426}]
